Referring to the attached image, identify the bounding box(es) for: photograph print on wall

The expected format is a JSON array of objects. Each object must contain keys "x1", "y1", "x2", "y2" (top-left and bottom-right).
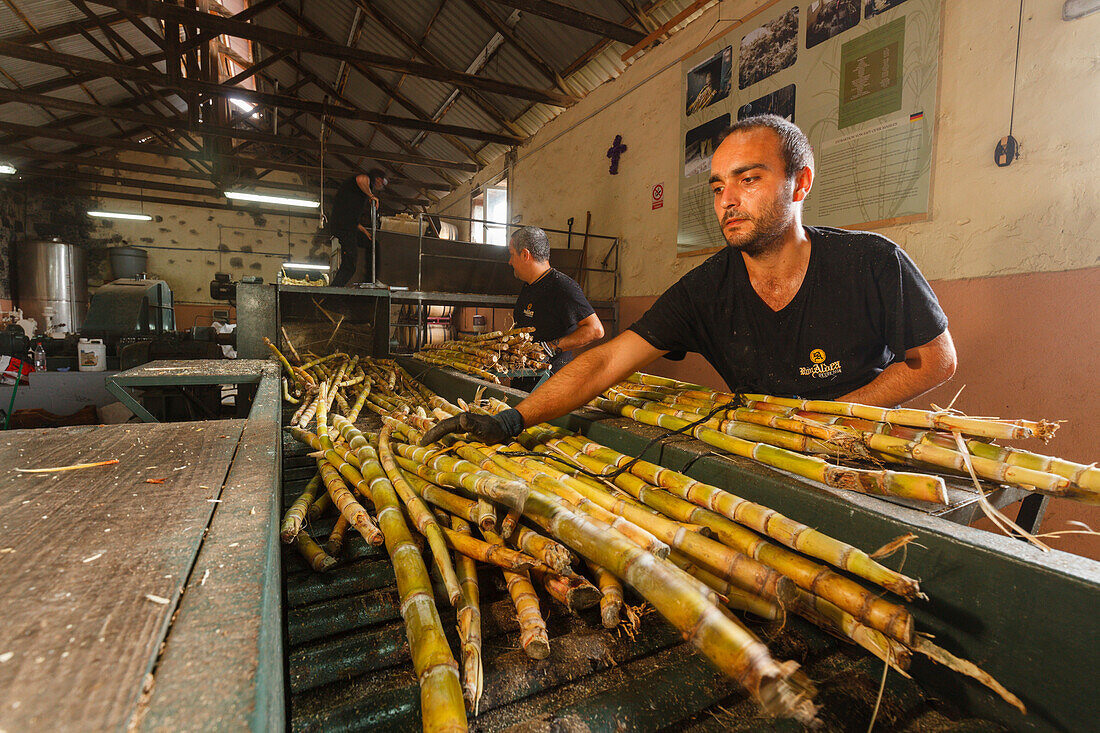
[
  {"x1": 684, "y1": 114, "x2": 731, "y2": 177},
  {"x1": 686, "y1": 46, "x2": 733, "y2": 115},
  {"x1": 739, "y1": 7, "x2": 800, "y2": 89},
  {"x1": 807, "y1": 0, "x2": 861, "y2": 48},
  {"x1": 738, "y1": 84, "x2": 796, "y2": 122},
  {"x1": 865, "y1": 0, "x2": 910, "y2": 18}
]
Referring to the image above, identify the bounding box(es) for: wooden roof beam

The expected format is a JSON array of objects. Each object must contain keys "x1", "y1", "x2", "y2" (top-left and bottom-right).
[
  {"x1": 482, "y1": 0, "x2": 646, "y2": 44},
  {"x1": 86, "y1": 0, "x2": 575, "y2": 106},
  {"x1": 0, "y1": 40, "x2": 521, "y2": 146}
]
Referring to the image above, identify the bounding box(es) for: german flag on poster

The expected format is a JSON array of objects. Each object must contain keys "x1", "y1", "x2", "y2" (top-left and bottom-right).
[{"x1": 910, "y1": 111, "x2": 924, "y2": 122}]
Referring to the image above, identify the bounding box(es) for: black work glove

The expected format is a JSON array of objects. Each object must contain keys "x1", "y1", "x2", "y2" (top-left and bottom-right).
[{"x1": 419, "y1": 407, "x2": 525, "y2": 446}]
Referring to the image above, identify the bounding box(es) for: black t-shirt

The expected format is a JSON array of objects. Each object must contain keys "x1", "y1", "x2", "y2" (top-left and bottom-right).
[
  {"x1": 513, "y1": 268, "x2": 595, "y2": 372},
  {"x1": 629, "y1": 226, "x2": 948, "y2": 399},
  {"x1": 329, "y1": 176, "x2": 368, "y2": 238}
]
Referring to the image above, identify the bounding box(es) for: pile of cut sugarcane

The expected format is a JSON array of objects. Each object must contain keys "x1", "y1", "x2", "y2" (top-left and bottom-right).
[
  {"x1": 596, "y1": 374, "x2": 1098, "y2": 513},
  {"x1": 269, "y1": 348, "x2": 1028, "y2": 730},
  {"x1": 412, "y1": 327, "x2": 551, "y2": 384}
]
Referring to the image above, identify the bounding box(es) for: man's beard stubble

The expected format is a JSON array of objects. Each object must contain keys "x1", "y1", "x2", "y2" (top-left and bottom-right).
[{"x1": 720, "y1": 191, "x2": 793, "y2": 258}]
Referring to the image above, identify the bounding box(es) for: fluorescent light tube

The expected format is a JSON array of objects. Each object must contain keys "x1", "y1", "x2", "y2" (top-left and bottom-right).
[
  {"x1": 225, "y1": 191, "x2": 319, "y2": 208},
  {"x1": 283, "y1": 262, "x2": 330, "y2": 270},
  {"x1": 0, "y1": 163, "x2": 15, "y2": 175},
  {"x1": 88, "y1": 210, "x2": 153, "y2": 220}
]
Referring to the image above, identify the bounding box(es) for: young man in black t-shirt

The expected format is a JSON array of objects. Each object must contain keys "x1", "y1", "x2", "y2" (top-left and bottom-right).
[
  {"x1": 507, "y1": 226, "x2": 604, "y2": 391},
  {"x1": 422, "y1": 116, "x2": 956, "y2": 446},
  {"x1": 329, "y1": 168, "x2": 387, "y2": 286}
]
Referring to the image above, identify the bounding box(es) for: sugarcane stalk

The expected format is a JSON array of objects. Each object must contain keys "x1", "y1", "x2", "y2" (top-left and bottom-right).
[
  {"x1": 263, "y1": 336, "x2": 296, "y2": 380},
  {"x1": 477, "y1": 499, "x2": 498, "y2": 533},
  {"x1": 295, "y1": 529, "x2": 337, "y2": 572},
  {"x1": 281, "y1": 472, "x2": 322, "y2": 543},
  {"x1": 569, "y1": 425, "x2": 925, "y2": 599},
  {"x1": 331, "y1": 416, "x2": 467, "y2": 732},
  {"x1": 515, "y1": 430, "x2": 793, "y2": 604},
  {"x1": 508, "y1": 524, "x2": 576, "y2": 576},
  {"x1": 316, "y1": 459, "x2": 384, "y2": 547},
  {"x1": 482, "y1": 527, "x2": 550, "y2": 660},
  {"x1": 787, "y1": 588, "x2": 911, "y2": 675},
  {"x1": 546, "y1": 432, "x2": 914, "y2": 644},
  {"x1": 280, "y1": 326, "x2": 302, "y2": 364},
  {"x1": 668, "y1": 551, "x2": 783, "y2": 622},
  {"x1": 595, "y1": 397, "x2": 948, "y2": 505},
  {"x1": 378, "y1": 421, "x2": 463, "y2": 607},
  {"x1": 465, "y1": 443, "x2": 671, "y2": 559},
  {"x1": 865, "y1": 431, "x2": 1071, "y2": 493},
  {"x1": 307, "y1": 489, "x2": 332, "y2": 520},
  {"x1": 532, "y1": 568, "x2": 602, "y2": 612},
  {"x1": 325, "y1": 514, "x2": 349, "y2": 556},
  {"x1": 465, "y1": 467, "x2": 819, "y2": 724},
  {"x1": 437, "y1": 520, "x2": 540, "y2": 572},
  {"x1": 450, "y1": 516, "x2": 484, "y2": 714},
  {"x1": 398, "y1": 465, "x2": 481, "y2": 525},
  {"x1": 585, "y1": 560, "x2": 624, "y2": 628}
]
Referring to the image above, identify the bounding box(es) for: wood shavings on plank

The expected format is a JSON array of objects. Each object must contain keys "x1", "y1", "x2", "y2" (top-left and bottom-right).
[
  {"x1": 82, "y1": 553, "x2": 103, "y2": 564},
  {"x1": 144, "y1": 594, "x2": 170, "y2": 605},
  {"x1": 144, "y1": 478, "x2": 166, "y2": 484}
]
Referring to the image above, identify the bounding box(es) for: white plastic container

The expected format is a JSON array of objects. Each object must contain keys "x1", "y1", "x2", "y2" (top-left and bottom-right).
[{"x1": 77, "y1": 338, "x2": 107, "y2": 372}]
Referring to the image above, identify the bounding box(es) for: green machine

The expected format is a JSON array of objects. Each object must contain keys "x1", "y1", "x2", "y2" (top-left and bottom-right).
[{"x1": 81, "y1": 276, "x2": 175, "y2": 340}]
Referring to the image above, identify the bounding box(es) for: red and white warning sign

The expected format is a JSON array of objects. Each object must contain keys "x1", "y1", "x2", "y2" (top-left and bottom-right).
[{"x1": 651, "y1": 183, "x2": 664, "y2": 210}]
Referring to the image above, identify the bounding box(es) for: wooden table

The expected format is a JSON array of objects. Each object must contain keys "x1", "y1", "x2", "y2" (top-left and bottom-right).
[{"x1": 0, "y1": 360, "x2": 283, "y2": 732}]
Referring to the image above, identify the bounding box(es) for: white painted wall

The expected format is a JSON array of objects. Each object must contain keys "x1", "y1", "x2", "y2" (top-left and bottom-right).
[{"x1": 86, "y1": 152, "x2": 326, "y2": 309}]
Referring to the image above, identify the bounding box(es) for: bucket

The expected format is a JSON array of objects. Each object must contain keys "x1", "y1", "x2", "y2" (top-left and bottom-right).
[
  {"x1": 109, "y1": 246, "x2": 148, "y2": 280},
  {"x1": 77, "y1": 338, "x2": 107, "y2": 372}
]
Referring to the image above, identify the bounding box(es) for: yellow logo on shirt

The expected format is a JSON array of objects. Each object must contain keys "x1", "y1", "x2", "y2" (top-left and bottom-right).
[
  {"x1": 800, "y1": 348, "x2": 842, "y2": 379},
  {"x1": 523, "y1": 303, "x2": 534, "y2": 318}
]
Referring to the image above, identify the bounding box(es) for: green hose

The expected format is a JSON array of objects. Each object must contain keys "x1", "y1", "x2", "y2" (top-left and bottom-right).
[{"x1": 2, "y1": 368, "x2": 20, "y2": 430}]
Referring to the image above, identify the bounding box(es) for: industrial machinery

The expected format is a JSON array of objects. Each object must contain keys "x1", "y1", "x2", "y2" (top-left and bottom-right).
[{"x1": 14, "y1": 237, "x2": 89, "y2": 336}]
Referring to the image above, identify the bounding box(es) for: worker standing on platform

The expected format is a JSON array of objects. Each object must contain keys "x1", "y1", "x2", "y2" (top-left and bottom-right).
[
  {"x1": 329, "y1": 168, "x2": 387, "y2": 287},
  {"x1": 423, "y1": 115, "x2": 956, "y2": 445},
  {"x1": 507, "y1": 226, "x2": 605, "y2": 391}
]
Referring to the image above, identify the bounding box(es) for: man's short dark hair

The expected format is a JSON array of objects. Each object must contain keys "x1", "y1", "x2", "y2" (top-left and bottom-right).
[
  {"x1": 367, "y1": 168, "x2": 387, "y2": 186},
  {"x1": 720, "y1": 114, "x2": 813, "y2": 180},
  {"x1": 510, "y1": 225, "x2": 550, "y2": 263}
]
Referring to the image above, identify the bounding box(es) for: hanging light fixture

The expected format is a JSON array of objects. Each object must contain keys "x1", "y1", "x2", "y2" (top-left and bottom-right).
[
  {"x1": 87, "y1": 210, "x2": 153, "y2": 221},
  {"x1": 224, "y1": 191, "x2": 319, "y2": 208},
  {"x1": 0, "y1": 163, "x2": 16, "y2": 175}
]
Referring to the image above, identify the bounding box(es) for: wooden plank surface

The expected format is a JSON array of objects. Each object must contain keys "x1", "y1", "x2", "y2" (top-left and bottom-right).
[
  {"x1": 113, "y1": 359, "x2": 269, "y2": 385},
  {"x1": 0, "y1": 420, "x2": 246, "y2": 732},
  {"x1": 139, "y1": 370, "x2": 284, "y2": 732}
]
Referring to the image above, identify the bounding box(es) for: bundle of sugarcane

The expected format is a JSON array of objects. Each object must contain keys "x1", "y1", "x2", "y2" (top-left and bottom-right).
[
  {"x1": 594, "y1": 373, "x2": 1097, "y2": 508},
  {"x1": 279, "y1": 361, "x2": 1024, "y2": 725},
  {"x1": 412, "y1": 327, "x2": 551, "y2": 384},
  {"x1": 267, "y1": 336, "x2": 441, "y2": 429},
  {"x1": 688, "y1": 82, "x2": 717, "y2": 114}
]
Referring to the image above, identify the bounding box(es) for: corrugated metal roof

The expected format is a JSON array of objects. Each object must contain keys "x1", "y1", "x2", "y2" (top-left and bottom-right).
[{"x1": 0, "y1": 0, "x2": 717, "y2": 204}]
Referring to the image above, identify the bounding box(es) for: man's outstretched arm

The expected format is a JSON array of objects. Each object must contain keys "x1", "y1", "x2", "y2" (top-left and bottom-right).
[
  {"x1": 839, "y1": 329, "x2": 957, "y2": 407},
  {"x1": 555, "y1": 313, "x2": 605, "y2": 352},
  {"x1": 421, "y1": 331, "x2": 665, "y2": 445}
]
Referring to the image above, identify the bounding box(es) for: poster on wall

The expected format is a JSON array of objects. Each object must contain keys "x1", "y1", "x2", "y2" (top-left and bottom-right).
[{"x1": 677, "y1": 0, "x2": 939, "y2": 256}]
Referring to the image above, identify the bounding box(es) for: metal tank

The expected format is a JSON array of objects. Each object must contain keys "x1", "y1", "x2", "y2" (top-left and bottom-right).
[{"x1": 14, "y1": 238, "x2": 89, "y2": 334}]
